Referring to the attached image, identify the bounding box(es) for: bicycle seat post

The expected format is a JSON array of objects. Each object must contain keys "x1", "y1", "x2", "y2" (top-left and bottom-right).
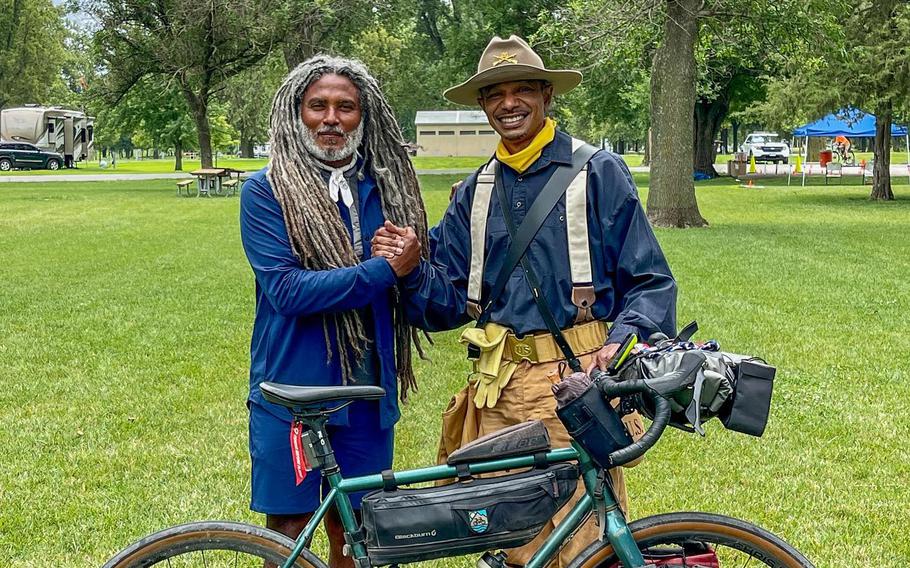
[{"x1": 294, "y1": 410, "x2": 339, "y2": 475}]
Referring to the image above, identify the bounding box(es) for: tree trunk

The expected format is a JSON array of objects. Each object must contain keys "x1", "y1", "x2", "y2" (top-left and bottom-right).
[
  {"x1": 694, "y1": 98, "x2": 729, "y2": 178},
  {"x1": 641, "y1": 127, "x2": 652, "y2": 167},
  {"x1": 184, "y1": 93, "x2": 213, "y2": 169},
  {"x1": 240, "y1": 129, "x2": 255, "y2": 158},
  {"x1": 647, "y1": 0, "x2": 706, "y2": 227},
  {"x1": 281, "y1": 19, "x2": 321, "y2": 69},
  {"x1": 174, "y1": 141, "x2": 183, "y2": 171},
  {"x1": 732, "y1": 120, "x2": 740, "y2": 153},
  {"x1": 615, "y1": 139, "x2": 626, "y2": 154},
  {"x1": 871, "y1": 102, "x2": 894, "y2": 200},
  {"x1": 720, "y1": 127, "x2": 729, "y2": 154}
]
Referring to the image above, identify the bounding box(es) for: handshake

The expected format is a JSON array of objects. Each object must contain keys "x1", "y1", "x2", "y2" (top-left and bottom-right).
[{"x1": 371, "y1": 221, "x2": 421, "y2": 277}]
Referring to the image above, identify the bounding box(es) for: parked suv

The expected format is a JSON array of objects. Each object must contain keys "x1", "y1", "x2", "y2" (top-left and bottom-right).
[
  {"x1": 739, "y1": 132, "x2": 790, "y2": 164},
  {"x1": 0, "y1": 141, "x2": 65, "y2": 171}
]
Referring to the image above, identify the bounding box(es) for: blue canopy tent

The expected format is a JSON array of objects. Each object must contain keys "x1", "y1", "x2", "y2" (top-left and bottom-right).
[{"x1": 792, "y1": 109, "x2": 909, "y2": 185}]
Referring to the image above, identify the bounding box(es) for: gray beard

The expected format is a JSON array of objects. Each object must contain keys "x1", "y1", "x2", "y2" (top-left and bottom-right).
[{"x1": 302, "y1": 121, "x2": 364, "y2": 164}]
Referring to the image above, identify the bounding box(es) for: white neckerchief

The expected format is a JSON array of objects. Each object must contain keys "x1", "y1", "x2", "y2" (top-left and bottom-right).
[{"x1": 323, "y1": 156, "x2": 358, "y2": 208}]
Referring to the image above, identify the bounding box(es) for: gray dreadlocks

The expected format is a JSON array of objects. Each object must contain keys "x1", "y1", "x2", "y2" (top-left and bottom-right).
[{"x1": 267, "y1": 55, "x2": 429, "y2": 401}]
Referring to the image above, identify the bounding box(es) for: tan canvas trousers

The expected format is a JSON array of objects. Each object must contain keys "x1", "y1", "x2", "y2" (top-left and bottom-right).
[{"x1": 437, "y1": 352, "x2": 645, "y2": 568}]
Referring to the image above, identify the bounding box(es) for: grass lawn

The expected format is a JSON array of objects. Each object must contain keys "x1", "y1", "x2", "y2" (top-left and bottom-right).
[
  {"x1": 0, "y1": 156, "x2": 487, "y2": 176},
  {"x1": 0, "y1": 155, "x2": 648, "y2": 176},
  {"x1": 1, "y1": 175, "x2": 909, "y2": 566}
]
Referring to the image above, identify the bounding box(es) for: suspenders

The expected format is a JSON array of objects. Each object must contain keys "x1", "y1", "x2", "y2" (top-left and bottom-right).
[{"x1": 466, "y1": 138, "x2": 597, "y2": 323}]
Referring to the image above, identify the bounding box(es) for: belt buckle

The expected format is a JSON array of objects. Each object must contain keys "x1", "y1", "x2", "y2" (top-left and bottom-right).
[{"x1": 509, "y1": 334, "x2": 538, "y2": 363}]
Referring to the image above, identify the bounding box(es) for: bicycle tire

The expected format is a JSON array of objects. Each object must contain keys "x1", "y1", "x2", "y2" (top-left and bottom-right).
[
  {"x1": 567, "y1": 512, "x2": 814, "y2": 568},
  {"x1": 102, "y1": 521, "x2": 329, "y2": 568}
]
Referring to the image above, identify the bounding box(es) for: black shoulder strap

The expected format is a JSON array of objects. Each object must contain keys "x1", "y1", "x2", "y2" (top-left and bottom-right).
[{"x1": 478, "y1": 143, "x2": 598, "y2": 371}]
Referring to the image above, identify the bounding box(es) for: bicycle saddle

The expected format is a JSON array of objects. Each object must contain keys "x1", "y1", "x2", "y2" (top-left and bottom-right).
[{"x1": 260, "y1": 382, "x2": 386, "y2": 409}]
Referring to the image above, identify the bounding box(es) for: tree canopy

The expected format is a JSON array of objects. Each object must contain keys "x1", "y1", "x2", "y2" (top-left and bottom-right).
[{"x1": 0, "y1": 0, "x2": 66, "y2": 109}]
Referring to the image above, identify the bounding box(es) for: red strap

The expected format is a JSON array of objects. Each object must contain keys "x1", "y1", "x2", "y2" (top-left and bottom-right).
[{"x1": 290, "y1": 420, "x2": 309, "y2": 486}]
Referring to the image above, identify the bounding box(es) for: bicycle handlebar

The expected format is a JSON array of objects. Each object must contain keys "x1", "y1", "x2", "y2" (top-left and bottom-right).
[{"x1": 590, "y1": 369, "x2": 671, "y2": 467}]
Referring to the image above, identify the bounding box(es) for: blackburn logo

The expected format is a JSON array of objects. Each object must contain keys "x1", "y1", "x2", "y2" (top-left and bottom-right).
[{"x1": 468, "y1": 509, "x2": 489, "y2": 533}]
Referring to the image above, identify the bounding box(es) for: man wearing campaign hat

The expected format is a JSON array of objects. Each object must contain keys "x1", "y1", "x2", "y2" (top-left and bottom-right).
[{"x1": 373, "y1": 36, "x2": 677, "y2": 566}]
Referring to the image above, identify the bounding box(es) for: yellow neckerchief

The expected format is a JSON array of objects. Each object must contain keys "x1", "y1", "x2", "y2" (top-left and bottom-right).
[{"x1": 495, "y1": 118, "x2": 556, "y2": 173}]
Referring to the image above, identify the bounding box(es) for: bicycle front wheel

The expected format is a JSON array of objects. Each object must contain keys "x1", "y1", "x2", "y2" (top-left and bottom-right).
[
  {"x1": 568, "y1": 512, "x2": 814, "y2": 568},
  {"x1": 103, "y1": 521, "x2": 328, "y2": 568}
]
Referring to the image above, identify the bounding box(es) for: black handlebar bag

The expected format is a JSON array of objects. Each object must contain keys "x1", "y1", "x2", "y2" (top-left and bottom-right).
[{"x1": 361, "y1": 463, "x2": 577, "y2": 566}]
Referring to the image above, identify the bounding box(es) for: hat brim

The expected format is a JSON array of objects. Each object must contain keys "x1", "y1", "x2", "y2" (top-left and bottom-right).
[{"x1": 443, "y1": 65, "x2": 582, "y2": 106}]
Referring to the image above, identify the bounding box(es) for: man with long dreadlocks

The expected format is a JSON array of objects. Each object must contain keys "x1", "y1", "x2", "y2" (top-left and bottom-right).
[{"x1": 239, "y1": 56, "x2": 428, "y2": 567}]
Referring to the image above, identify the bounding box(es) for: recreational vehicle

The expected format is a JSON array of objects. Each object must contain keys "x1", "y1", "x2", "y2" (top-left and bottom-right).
[{"x1": 0, "y1": 106, "x2": 94, "y2": 167}]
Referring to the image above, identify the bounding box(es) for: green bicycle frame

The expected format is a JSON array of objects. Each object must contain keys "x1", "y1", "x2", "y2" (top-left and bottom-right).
[{"x1": 280, "y1": 440, "x2": 647, "y2": 568}]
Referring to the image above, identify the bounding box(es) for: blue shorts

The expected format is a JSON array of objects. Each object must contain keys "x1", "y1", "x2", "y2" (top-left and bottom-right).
[{"x1": 249, "y1": 400, "x2": 394, "y2": 514}]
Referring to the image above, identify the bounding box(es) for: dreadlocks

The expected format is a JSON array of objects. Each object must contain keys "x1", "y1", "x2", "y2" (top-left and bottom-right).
[{"x1": 267, "y1": 56, "x2": 429, "y2": 401}]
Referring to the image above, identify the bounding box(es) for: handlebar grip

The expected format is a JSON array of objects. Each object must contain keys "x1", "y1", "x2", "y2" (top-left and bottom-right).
[{"x1": 591, "y1": 369, "x2": 671, "y2": 467}]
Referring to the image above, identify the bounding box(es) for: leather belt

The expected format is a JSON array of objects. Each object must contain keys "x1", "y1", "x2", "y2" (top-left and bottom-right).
[{"x1": 503, "y1": 320, "x2": 608, "y2": 364}]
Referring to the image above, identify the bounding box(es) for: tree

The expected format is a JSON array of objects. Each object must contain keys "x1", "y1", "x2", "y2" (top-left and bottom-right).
[
  {"x1": 89, "y1": 0, "x2": 290, "y2": 168},
  {"x1": 646, "y1": 0, "x2": 707, "y2": 227},
  {"x1": 220, "y1": 54, "x2": 284, "y2": 157},
  {"x1": 278, "y1": 0, "x2": 393, "y2": 69},
  {"x1": 753, "y1": 0, "x2": 909, "y2": 200},
  {"x1": 92, "y1": 79, "x2": 197, "y2": 170},
  {"x1": 0, "y1": 0, "x2": 66, "y2": 109},
  {"x1": 834, "y1": 0, "x2": 909, "y2": 200},
  {"x1": 539, "y1": 0, "x2": 840, "y2": 226}
]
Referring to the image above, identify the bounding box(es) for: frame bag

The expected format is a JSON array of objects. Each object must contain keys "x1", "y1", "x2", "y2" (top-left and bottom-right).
[{"x1": 361, "y1": 463, "x2": 578, "y2": 565}]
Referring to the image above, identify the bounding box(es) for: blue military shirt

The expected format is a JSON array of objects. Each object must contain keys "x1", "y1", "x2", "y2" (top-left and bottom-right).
[
  {"x1": 239, "y1": 166, "x2": 400, "y2": 429},
  {"x1": 401, "y1": 129, "x2": 677, "y2": 343}
]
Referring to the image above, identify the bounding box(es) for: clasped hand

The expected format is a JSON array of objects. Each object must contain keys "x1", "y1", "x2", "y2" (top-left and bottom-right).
[{"x1": 371, "y1": 220, "x2": 421, "y2": 277}]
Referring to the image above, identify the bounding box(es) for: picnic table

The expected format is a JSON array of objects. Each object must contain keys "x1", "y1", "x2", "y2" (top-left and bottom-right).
[{"x1": 185, "y1": 168, "x2": 244, "y2": 197}]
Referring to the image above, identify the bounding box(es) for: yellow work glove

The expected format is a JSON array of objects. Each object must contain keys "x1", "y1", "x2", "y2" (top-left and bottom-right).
[{"x1": 460, "y1": 324, "x2": 518, "y2": 408}]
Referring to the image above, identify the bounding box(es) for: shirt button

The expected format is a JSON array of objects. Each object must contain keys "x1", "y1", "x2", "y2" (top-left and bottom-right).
[
  {"x1": 516, "y1": 201, "x2": 523, "y2": 208},
  {"x1": 559, "y1": 215, "x2": 565, "y2": 222},
  {"x1": 517, "y1": 176, "x2": 523, "y2": 182}
]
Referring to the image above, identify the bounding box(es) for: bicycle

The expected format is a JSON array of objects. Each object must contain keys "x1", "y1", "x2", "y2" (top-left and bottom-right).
[
  {"x1": 104, "y1": 372, "x2": 815, "y2": 568},
  {"x1": 831, "y1": 143, "x2": 856, "y2": 166}
]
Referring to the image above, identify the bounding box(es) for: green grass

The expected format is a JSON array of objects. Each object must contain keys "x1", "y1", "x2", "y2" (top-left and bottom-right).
[
  {"x1": 410, "y1": 156, "x2": 489, "y2": 170},
  {"x1": 0, "y1": 156, "x2": 486, "y2": 176},
  {"x1": 0, "y1": 154, "x2": 652, "y2": 176},
  {"x1": 1, "y1": 175, "x2": 909, "y2": 566},
  {"x1": 0, "y1": 157, "x2": 269, "y2": 175}
]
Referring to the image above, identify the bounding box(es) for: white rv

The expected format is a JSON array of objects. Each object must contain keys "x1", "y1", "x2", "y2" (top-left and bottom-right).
[{"x1": 0, "y1": 105, "x2": 95, "y2": 167}]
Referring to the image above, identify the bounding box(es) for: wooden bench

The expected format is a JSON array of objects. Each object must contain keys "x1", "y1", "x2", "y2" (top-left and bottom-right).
[
  {"x1": 176, "y1": 179, "x2": 195, "y2": 197},
  {"x1": 222, "y1": 177, "x2": 240, "y2": 196}
]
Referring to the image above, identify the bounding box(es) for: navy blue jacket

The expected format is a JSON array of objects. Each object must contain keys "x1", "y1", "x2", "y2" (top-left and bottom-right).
[
  {"x1": 239, "y1": 167, "x2": 400, "y2": 429},
  {"x1": 401, "y1": 130, "x2": 677, "y2": 344}
]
